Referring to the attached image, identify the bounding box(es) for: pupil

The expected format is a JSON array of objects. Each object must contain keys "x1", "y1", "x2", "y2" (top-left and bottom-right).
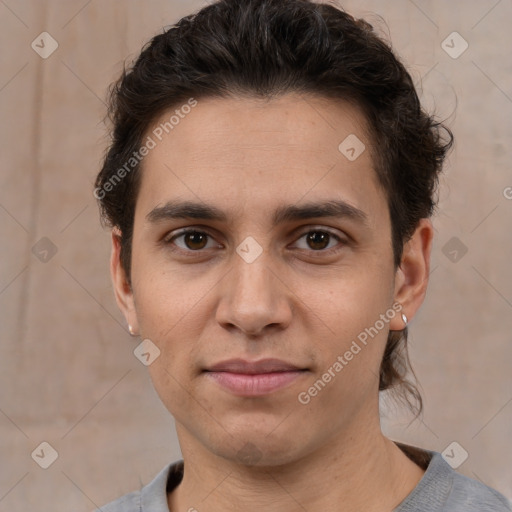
[
  {"x1": 186, "y1": 232, "x2": 207, "y2": 250},
  {"x1": 308, "y1": 231, "x2": 329, "y2": 250}
]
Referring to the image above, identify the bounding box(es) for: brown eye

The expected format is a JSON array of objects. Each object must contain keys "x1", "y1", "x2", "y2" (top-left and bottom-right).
[
  {"x1": 306, "y1": 231, "x2": 331, "y2": 250},
  {"x1": 292, "y1": 228, "x2": 345, "y2": 254},
  {"x1": 167, "y1": 230, "x2": 217, "y2": 252},
  {"x1": 183, "y1": 231, "x2": 208, "y2": 250}
]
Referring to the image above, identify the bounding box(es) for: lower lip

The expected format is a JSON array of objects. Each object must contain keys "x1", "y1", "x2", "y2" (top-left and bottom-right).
[{"x1": 205, "y1": 371, "x2": 305, "y2": 396}]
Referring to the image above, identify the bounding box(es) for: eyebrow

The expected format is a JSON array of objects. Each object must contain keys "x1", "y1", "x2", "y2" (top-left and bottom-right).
[{"x1": 146, "y1": 199, "x2": 368, "y2": 227}]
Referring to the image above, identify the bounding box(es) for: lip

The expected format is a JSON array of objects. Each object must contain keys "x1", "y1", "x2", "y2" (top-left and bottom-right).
[
  {"x1": 206, "y1": 358, "x2": 303, "y2": 374},
  {"x1": 204, "y1": 358, "x2": 307, "y2": 397}
]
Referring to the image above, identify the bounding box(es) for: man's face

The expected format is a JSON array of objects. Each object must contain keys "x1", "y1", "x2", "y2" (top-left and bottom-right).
[{"x1": 120, "y1": 94, "x2": 404, "y2": 465}]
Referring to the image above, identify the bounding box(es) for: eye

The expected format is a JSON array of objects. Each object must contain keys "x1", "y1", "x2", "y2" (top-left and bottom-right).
[
  {"x1": 164, "y1": 227, "x2": 346, "y2": 255},
  {"x1": 165, "y1": 229, "x2": 219, "y2": 251},
  {"x1": 292, "y1": 229, "x2": 344, "y2": 252}
]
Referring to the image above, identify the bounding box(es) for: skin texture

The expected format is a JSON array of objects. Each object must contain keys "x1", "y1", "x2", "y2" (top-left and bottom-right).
[{"x1": 111, "y1": 94, "x2": 433, "y2": 511}]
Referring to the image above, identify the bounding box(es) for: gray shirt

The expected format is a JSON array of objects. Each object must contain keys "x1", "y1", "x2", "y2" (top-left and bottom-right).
[{"x1": 96, "y1": 448, "x2": 511, "y2": 511}]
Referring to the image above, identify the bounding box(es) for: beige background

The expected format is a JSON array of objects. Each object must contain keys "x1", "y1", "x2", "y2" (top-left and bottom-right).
[{"x1": 1, "y1": 0, "x2": 511, "y2": 510}]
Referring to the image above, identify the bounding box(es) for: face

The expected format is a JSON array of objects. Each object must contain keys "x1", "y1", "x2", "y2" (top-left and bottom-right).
[{"x1": 112, "y1": 94, "x2": 431, "y2": 466}]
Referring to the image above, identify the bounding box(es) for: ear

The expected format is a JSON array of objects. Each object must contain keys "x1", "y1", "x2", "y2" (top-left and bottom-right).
[
  {"x1": 110, "y1": 228, "x2": 139, "y2": 335},
  {"x1": 389, "y1": 218, "x2": 433, "y2": 330}
]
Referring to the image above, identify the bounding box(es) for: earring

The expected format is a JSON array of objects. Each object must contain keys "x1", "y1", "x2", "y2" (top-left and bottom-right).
[
  {"x1": 128, "y1": 324, "x2": 137, "y2": 336},
  {"x1": 401, "y1": 313, "x2": 408, "y2": 327}
]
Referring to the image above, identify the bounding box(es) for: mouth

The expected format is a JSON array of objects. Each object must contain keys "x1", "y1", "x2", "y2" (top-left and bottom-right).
[{"x1": 203, "y1": 358, "x2": 308, "y2": 397}]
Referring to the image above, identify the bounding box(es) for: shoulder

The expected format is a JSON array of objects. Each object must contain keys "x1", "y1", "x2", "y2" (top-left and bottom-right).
[
  {"x1": 394, "y1": 445, "x2": 511, "y2": 512},
  {"x1": 447, "y1": 469, "x2": 511, "y2": 511},
  {"x1": 97, "y1": 489, "x2": 141, "y2": 512},
  {"x1": 94, "y1": 461, "x2": 183, "y2": 512}
]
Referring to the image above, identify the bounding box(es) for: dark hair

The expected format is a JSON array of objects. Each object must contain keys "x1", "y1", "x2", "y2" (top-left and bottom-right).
[{"x1": 95, "y1": 0, "x2": 453, "y2": 415}]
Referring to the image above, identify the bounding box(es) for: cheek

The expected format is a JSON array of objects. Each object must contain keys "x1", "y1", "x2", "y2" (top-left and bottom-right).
[
  {"x1": 147, "y1": 359, "x2": 196, "y2": 426},
  {"x1": 300, "y1": 266, "x2": 394, "y2": 386},
  {"x1": 132, "y1": 270, "x2": 213, "y2": 399},
  {"x1": 132, "y1": 262, "x2": 217, "y2": 334},
  {"x1": 300, "y1": 264, "x2": 393, "y2": 338},
  {"x1": 298, "y1": 290, "x2": 392, "y2": 419}
]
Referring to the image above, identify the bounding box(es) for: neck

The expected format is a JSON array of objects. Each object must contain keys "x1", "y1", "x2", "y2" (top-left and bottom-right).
[{"x1": 168, "y1": 419, "x2": 425, "y2": 512}]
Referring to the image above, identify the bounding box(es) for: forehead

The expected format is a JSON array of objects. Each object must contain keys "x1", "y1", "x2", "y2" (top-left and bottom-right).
[{"x1": 135, "y1": 94, "x2": 384, "y2": 225}]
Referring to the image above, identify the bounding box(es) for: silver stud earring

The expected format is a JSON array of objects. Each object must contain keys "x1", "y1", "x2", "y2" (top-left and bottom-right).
[
  {"x1": 128, "y1": 324, "x2": 136, "y2": 336},
  {"x1": 401, "y1": 313, "x2": 408, "y2": 327}
]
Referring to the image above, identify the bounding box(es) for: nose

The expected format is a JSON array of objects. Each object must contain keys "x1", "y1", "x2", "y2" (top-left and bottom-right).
[{"x1": 215, "y1": 251, "x2": 293, "y2": 337}]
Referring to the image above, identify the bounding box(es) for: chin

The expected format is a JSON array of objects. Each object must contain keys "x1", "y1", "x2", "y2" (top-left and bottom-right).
[{"x1": 209, "y1": 429, "x2": 309, "y2": 468}]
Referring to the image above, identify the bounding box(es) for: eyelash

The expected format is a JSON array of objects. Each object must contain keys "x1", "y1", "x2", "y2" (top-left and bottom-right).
[{"x1": 163, "y1": 227, "x2": 347, "y2": 256}]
